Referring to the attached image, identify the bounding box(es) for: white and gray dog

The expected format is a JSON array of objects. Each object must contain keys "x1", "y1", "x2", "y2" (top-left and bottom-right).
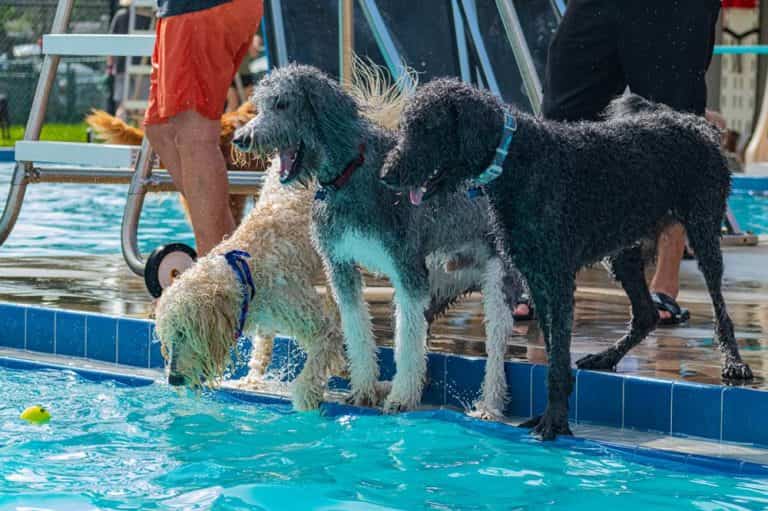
[{"x1": 233, "y1": 65, "x2": 522, "y2": 416}]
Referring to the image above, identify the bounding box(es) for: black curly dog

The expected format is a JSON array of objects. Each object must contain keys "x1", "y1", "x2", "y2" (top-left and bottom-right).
[{"x1": 380, "y1": 79, "x2": 753, "y2": 440}]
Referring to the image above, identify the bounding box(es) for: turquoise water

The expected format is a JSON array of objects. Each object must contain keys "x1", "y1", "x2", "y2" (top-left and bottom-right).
[
  {"x1": 0, "y1": 163, "x2": 195, "y2": 256},
  {"x1": 1, "y1": 366, "x2": 767, "y2": 510},
  {"x1": 729, "y1": 192, "x2": 768, "y2": 236}
]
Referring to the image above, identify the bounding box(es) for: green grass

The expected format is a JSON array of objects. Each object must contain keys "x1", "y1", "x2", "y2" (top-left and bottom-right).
[{"x1": 0, "y1": 123, "x2": 90, "y2": 147}]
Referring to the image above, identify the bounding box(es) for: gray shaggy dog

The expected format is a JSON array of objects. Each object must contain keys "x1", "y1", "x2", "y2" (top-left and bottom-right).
[
  {"x1": 380, "y1": 79, "x2": 752, "y2": 440},
  {"x1": 233, "y1": 65, "x2": 521, "y2": 416}
]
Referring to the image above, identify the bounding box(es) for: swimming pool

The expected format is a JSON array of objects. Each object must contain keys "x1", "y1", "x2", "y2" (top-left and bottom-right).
[
  {"x1": 729, "y1": 192, "x2": 768, "y2": 236},
  {"x1": 0, "y1": 163, "x2": 195, "y2": 256},
  {"x1": 1, "y1": 363, "x2": 767, "y2": 511}
]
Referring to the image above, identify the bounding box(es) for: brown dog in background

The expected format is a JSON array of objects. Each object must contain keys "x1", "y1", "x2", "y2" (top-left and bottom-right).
[{"x1": 85, "y1": 102, "x2": 265, "y2": 224}]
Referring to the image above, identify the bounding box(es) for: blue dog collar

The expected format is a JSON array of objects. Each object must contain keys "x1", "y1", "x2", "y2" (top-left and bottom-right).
[
  {"x1": 224, "y1": 250, "x2": 255, "y2": 340},
  {"x1": 472, "y1": 109, "x2": 517, "y2": 187}
]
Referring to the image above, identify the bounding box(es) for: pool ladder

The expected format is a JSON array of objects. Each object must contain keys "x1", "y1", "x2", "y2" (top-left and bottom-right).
[{"x1": 0, "y1": 0, "x2": 265, "y2": 279}]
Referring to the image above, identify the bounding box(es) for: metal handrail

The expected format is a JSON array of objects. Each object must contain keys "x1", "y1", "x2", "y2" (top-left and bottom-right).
[
  {"x1": 24, "y1": 165, "x2": 265, "y2": 191},
  {"x1": 457, "y1": 0, "x2": 502, "y2": 96},
  {"x1": 714, "y1": 45, "x2": 768, "y2": 55},
  {"x1": 357, "y1": 0, "x2": 415, "y2": 89},
  {"x1": 0, "y1": 0, "x2": 74, "y2": 247},
  {"x1": 121, "y1": 138, "x2": 154, "y2": 276}
]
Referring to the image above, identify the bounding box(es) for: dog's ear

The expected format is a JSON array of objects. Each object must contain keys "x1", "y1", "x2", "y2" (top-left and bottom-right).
[
  {"x1": 299, "y1": 72, "x2": 359, "y2": 137},
  {"x1": 453, "y1": 90, "x2": 504, "y2": 168}
]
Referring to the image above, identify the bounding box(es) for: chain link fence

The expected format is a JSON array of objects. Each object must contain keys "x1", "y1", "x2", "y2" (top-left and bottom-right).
[{"x1": 0, "y1": 0, "x2": 118, "y2": 130}]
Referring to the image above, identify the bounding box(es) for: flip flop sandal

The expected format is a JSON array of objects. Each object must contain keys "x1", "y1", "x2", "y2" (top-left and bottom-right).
[
  {"x1": 514, "y1": 293, "x2": 536, "y2": 321},
  {"x1": 651, "y1": 292, "x2": 690, "y2": 326}
]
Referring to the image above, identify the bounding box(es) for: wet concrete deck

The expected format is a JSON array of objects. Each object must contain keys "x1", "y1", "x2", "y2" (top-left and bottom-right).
[{"x1": 1, "y1": 243, "x2": 767, "y2": 390}]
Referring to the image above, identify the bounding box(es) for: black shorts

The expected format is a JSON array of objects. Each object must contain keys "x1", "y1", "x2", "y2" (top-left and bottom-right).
[{"x1": 542, "y1": 0, "x2": 721, "y2": 121}]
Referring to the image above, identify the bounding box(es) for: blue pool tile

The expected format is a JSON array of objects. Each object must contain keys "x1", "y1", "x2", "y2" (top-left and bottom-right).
[
  {"x1": 379, "y1": 347, "x2": 395, "y2": 381},
  {"x1": 86, "y1": 315, "x2": 117, "y2": 363},
  {"x1": 623, "y1": 377, "x2": 672, "y2": 434},
  {"x1": 532, "y1": 365, "x2": 547, "y2": 416},
  {"x1": 445, "y1": 355, "x2": 484, "y2": 409},
  {"x1": 723, "y1": 387, "x2": 768, "y2": 446},
  {"x1": 531, "y1": 365, "x2": 577, "y2": 420},
  {"x1": 577, "y1": 371, "x2": 623, "y2": 428},
  {"x1": 423, "y1": 353, "x2": 447, "y2": 406},
  {"x1": 671, "y1": 382, "x2": 722, "y2": 441},
  {"x1": 26, "y1": 308, "x2": 55, "y2": 354},
  {"x1": 505, "y1": 361, "x2": 532, "y2": 418},
  {"x1": 149, "y1": 324, "x2": 164, "y2": 368},
  {"x1": 267, "y1": 336, "x2": 293, "y2": 380},
  {"x1": 149, "y1": 338, "x2": 165, "y2": 369},
  {"x1": 328, "y1": 376, "x2": 350, "y2": 391},
  {"x1": 228, "y1": 337, "x2": 253, "y2": 380},
  {"x1": 55, "y1": 311, "x2": 86, "y2": 358},
  {"x1": 286, "y1": 342, "x2": 306, "y2": 381},
  {"x1": 117, "y1": 318, "x2": 150, "y2": 368},
  {"x1": 0, "y1": 303, "x2": 25, "y2": 349}
]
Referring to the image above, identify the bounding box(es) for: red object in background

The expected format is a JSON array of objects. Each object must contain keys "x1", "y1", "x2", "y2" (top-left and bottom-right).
[{"x1": 722, "y1": 0, "x2": 757, "y2": 8}]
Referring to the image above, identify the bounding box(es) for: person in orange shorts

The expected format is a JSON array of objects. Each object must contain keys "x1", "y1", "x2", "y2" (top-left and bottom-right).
[{"x1": 144, "y1": 0, "x2": 263, "y2": 255}]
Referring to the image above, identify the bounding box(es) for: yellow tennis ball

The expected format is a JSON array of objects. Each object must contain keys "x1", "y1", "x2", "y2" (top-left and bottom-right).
[{"x1": 20, "y1": 405, "x2": 51, "y2": 425}]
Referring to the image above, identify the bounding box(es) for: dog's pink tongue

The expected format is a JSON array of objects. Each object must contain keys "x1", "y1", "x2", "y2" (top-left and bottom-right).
[
  {"x1": 409, "y1": 188, "x2": 424, "y2": 206},
  {"x1": 279, "y1": 149, "x2": 295, "y2": 176}
]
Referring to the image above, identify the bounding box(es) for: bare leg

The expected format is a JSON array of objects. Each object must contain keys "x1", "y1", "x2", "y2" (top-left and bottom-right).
[
  {"x1": 144, "y1": 121, "x2": 184, "y2": 192},
  {"x1": 171, "y1": 109, "x2": 236, "y2": 255},
  {"x1": 650, "y1": 223, "x2": 686, "y2": 321}
]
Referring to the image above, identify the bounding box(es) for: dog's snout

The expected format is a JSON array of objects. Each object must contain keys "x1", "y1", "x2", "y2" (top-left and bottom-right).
[{"x1": 232, "y1": 127, "x2": 253, "y2": 151}]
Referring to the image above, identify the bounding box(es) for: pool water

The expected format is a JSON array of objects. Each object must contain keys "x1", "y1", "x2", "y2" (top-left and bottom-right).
[
  {"x1": 1, "y1": 366, "x2": 767, "y2": 510},
  {"x1": 0, "y1": 163, "x2": 195, "y2": 256},
  {"x1": 729, "y1": 192, "x2": 768, "y2": 236}
]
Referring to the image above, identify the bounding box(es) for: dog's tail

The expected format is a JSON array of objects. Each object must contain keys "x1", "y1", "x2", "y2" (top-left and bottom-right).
[
  {"x1": 603, "y1": 93, "x2": 670, "y2": 119},
  {"x1": 85, "y1": 109, "x2": 144, "y2": 145},
  {"x1": 349, "y1": 57, "x2": 418, "y2": 131}
]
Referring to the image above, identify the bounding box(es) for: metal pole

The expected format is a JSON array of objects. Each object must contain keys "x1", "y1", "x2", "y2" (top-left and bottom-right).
[
  {"x1": 357, "y1": 0, "x2": 414, "y2": 89},
  {"x1": 451, "y1": 0, "x2": 471, "y2": 83},
  {"x1": 549, "y1": 0, "x2": 565, "y2": 19},
  {"x1": 0, "y1": 0, "x2": 75, "y2": 247},
  {"x1": 339, "y1": 0, "x2": 354, "y2": 86},
  {"x1": 121, "y1": 137, "x2": 154, "y2": 276},
  {"x1": 458, "y1": 0, "x2": 502, "y2": 97},
  {"x1": 494, "y1": 0, "x2": 543, "y2": 113},
  {"x1": 269, "y1": 0, "x2": 288, "y2": 67}
]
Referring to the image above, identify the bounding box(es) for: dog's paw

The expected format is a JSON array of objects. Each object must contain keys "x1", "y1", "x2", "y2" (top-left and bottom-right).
[
  {"x1": 292, "y1": 380, "x2": 323, "y2": 411},
  {"x1": 722, "y1": 360, "x2": 754, "y2": 381},
  {"x1": 518, "y1": 415, "x2": 542, "y2": 429},
  {"x1": 576, "y1": 349, "x2": 620, "y2": 372},
  {"x1": 469, "y1": 401, "x2": 505, "y2": 421},
  {"x1": 521, "y1": 408, "x2": 572, "y2": 441},
  {"x1": 382, "y1": 388, "x2": 420, "y2": 414},
  {"x1": 347, "y1": 384, "x2": 380, "y2": 408}
]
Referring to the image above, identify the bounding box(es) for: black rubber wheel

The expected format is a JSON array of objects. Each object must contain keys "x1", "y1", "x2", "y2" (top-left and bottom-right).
[{"x1": 144, "y1": 243, "x2": 197, "y2": 298}]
